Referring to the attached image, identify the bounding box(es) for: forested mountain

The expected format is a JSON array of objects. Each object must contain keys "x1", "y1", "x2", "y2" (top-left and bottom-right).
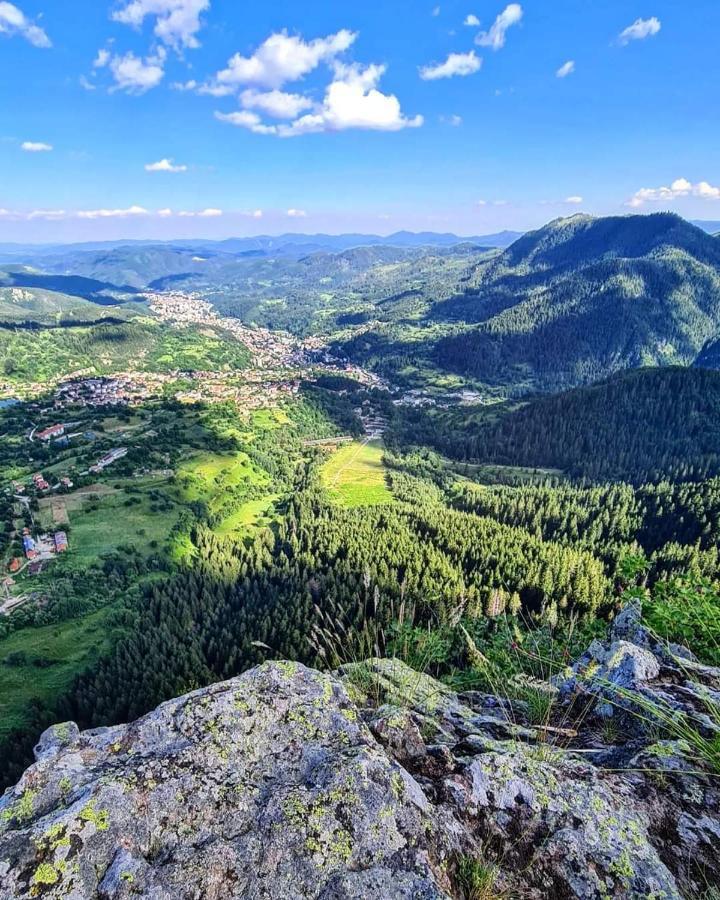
[
  {"x1": 0, "y1": 286, "x2": 136, "y2": 326},
  {"x1": 396, "y1": 367, "x2": 720, "y2": 483},
  {"x1": 0, "y1": 317, "x2": 250, "y2": 382},
  {"x1": 6, "y1": 214, "x2": 720, "y2": 393},
  {"x1": 434, "y1": 214, "x2": 720, "y2": 392},
  {"x1": 157, "y1": 244, "x2": 490, "y2": 335}
]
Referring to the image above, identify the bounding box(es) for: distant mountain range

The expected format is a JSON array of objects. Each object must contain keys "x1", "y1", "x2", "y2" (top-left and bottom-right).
[
  {"x1": 0, "y1": 221, "x2": 717, "y2": 262},
  {"x1": 1, "y1": 212, "x2": 718, "y2": 395}
]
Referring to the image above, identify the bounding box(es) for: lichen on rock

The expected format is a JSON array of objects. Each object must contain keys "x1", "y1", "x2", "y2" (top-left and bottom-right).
[{"x1": 1, "y1": 614, "x2": 719, "y2": 899}]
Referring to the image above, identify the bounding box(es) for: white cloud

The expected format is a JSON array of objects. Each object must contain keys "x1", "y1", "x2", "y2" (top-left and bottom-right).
[
  {"x1": 240, "y1": 88, "x2": 314, "y2": 119},
  {"x1": 464, "y1": 14, "x2": 480, "y2": 26},
  {"x1": 565, "y1": 195, "x2": 583, "y2": 204},
  {"x1": 696, "y1": 181, "x2": 720, "y2": 200},
  {"x1": 112, "y1": 0, "x2": 210, "y2": 50},
  {"x1": 420, "y1": 50, "x2": 482, "y2": 80},
  {"x1": 94, "y1": 48, "x2": 111, "y2": 68},
  {"x1": 79, "y1": 75, "x2": 96, "y2": 91},
  {"x1": 626, "y1": 177, "x2": 719, "y2": 207},
  {"x1": 26, "y1": 209, "x2": 66, "y2": 220},
  {"x1": 21, "y1": 141, "x2": 52, "y2": 152},
  {"x1": 145, "y1": 157, "x2": 188, "y2": 172},
  {"x1": 440, "y1": 114, "x2": 463, "y2": 126},
  {"x1": 77, "y1": 205, "x2": 150, "y2": 219},
  {"x1": 214, "y1": 29, "x2": 356, "y2": 91},
  {"x1": 0, "y1": 2, "x2": 51, "y2": 48},
  {"x1": 172, "y1": 78, "x2": 233, "y2": 96},
  {"x1": 217, "y1": 62, "x2": 422, "y2": 137},
  {"x1": 556, "y1": 60, "x2": 575, "y2": 78},
  {"x1": 215, "y1": 110, "x2": 277, "y2": 134},
  {"x1": 287, "y1": 209, "x2": 307, "y2": 217},
  {"x1": 107, "y1": 51, "x2": 165, "y2": 93},
  {"x1": 476, "y1": 3, "x2": 522, "y2": 50},
  {"x1": 0, "y1": 206, "x2": 236, "y2": 222},
  {"x1": 618, "y1": 16, "x2": 661, "y2": 45},
  {"x1": 177, "y1": 208, "x2": 223, "y2": 217}
]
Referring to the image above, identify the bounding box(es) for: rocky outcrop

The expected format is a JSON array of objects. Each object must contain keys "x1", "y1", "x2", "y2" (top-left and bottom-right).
[{"x1": 1, "y1": 611, "x2": 719, "y2": 899}]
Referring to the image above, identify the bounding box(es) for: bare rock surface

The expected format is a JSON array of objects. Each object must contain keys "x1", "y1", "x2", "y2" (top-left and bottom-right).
[{"x1": 1, "y1": 610, "x2": 719, "y2": 899}]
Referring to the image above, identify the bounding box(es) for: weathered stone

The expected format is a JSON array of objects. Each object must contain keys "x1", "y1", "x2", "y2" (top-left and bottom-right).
[
  {"x1": 33, "y1": 720, "x2": 80, "y2": 761},
  {"x1": 0, "y1": 663, "x2": 449, "y2": 900},
  {"x1": 1, "y1": 609, "x2": 719, "y2": 900}
]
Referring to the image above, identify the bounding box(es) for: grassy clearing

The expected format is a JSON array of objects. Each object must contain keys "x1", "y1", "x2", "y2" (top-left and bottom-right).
[
  {"x1": 177, "y1": 451, "x2": 269, "y2": 515},
  {"x1": 321, "y1": 440, "x2": 393, "y2": 507},
  {"x1": 0, "y1": 608, "x2": 118, "y2": 739},
  {"x1": 216, "y1": 495, "x2": 279, "y2": 536}
]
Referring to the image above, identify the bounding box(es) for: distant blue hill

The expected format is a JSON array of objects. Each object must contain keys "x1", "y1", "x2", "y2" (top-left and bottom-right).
[{"x1": 0, "y1": 229, "x2": 523, "y2": 259}]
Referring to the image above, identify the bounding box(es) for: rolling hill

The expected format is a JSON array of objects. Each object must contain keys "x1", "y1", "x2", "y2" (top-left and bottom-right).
[
  {"x1": 431, "y1": 214, "x2": 720, "y2": 392},
  {"x1": 0, "y1": 286, "x2": 129, "y2": 326}
]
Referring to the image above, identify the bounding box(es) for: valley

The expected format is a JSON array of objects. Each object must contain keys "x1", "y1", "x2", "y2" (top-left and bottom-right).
[{"x1": 0, "y1": 217, "x2": 719, "y2": 900}]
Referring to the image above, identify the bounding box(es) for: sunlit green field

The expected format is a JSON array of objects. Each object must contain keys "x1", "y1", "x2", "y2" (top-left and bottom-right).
[
  {"x1": 321, "y1": 440, "x2": 393, "y2": 507},
  {"x1": 177, "y1": 451, "x2": 269, "y2": 513},
  {"x1": 0, "y1": 608, "x2": 119, "y2": 740},
  {"x1": 215, "y1": 495, "x2": 279, "y2": 535}
]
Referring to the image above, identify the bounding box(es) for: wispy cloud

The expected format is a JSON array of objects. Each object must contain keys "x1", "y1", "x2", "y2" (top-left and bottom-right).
[
  {"x1": 618, "y1": 16, "x2": 661, "y2": 45},
  {"x1": 112, "y1": 0, "x2": 210, "y2": 51},
  {"x1": 464, "y1": 14, "x2": 480, "y2": 26},
  {"x1": 145, "y1": 158, "x2": 188, "y2": 172},
  {"x1": 565, "y1": 195, "x2": 583, "y2": 204},
  {"x1": 95, "y1": 49, "x2": 166, "y2": 93},
  {"x1": 287, "y1": 208, "x2": 307, "y2": 217},
  {"x1": 178, "y1": 208, "x2": 222, "y2": 217},
  {"x1": 21, "y1": 141, "x2": 52, "y2": 152},
  {"x1": 0, "y1": 206, "x2": 235, "y2": 221},
  {"x1": 240, "y1": 88, "x2": 314, "y2": 119},
  {"x1": 0, "y1": 2, "x2": 51, "y2": 48},
  {"x1": 420, "y1": 50, "x2": 482, "y2": 80},
  {"x1": 556, "y1": 60, "x2": 575, "y2": 78},
  {"x1": 476, "y1": 3, "x2": 522, "y2": 50},
  {"x1": 627, "y1": 177, "x2": 720, "y2": 207},
  {"x1": 77, "y1": 206, "x2": 150, "y2": 219}
]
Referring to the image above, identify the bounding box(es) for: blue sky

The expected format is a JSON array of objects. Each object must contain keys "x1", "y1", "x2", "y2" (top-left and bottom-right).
[{"x1": 0, "y1": 0, "x2": 718, "y2": 241}]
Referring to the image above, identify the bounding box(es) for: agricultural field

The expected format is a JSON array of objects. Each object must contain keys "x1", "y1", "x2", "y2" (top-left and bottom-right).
[
  {"x1": 62, "y1": 478, "x2": 180, "y2": 566},
  {"x1": 321, "y1": 440, "x2": 393, "y2": 507}
]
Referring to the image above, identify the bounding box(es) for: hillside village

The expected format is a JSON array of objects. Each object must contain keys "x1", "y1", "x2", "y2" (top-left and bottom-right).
[{"x1": 0, "y1": 290, "x2": 391, "y2": 615}]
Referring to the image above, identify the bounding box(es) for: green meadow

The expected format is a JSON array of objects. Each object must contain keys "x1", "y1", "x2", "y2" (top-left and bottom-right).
[{"x1": 321, "y1": 440, "x2": 393, "y2": 507}]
